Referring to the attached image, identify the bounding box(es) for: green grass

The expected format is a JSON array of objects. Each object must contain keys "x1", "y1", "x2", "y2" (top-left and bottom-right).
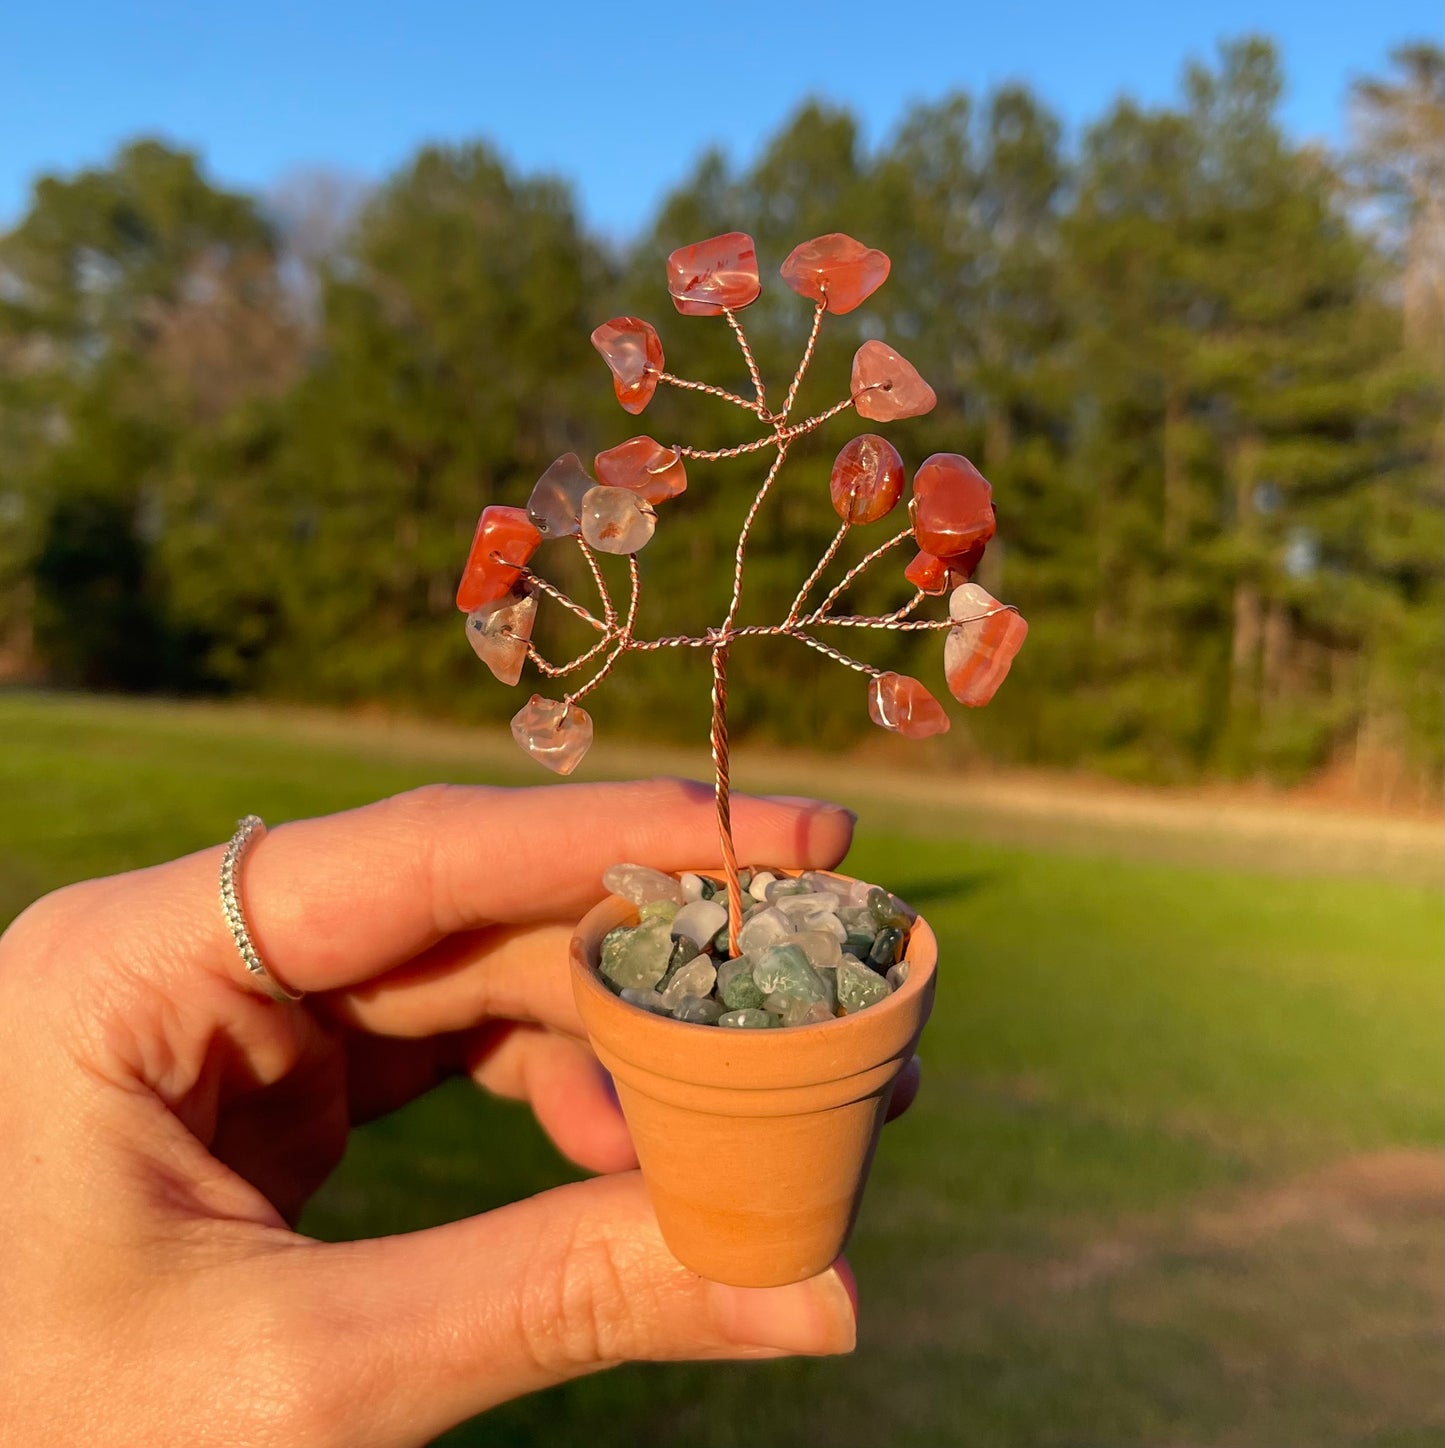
[{"x1": 3, "y1": 689, "x2": 1441, "y2": 1447}]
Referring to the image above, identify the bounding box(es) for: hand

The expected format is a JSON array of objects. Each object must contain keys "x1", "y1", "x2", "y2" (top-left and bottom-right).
[{"x1": 0, "y1": 779, "x2": 915, "y2": 1447}]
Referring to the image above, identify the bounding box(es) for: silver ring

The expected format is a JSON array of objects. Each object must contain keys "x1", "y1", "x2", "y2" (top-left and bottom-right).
[{"x1": 220, "y1": 816, "x2": 304, "y2": 1003}]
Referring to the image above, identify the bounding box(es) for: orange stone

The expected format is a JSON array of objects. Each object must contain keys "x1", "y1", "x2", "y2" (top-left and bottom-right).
[
  {"x1": 911, "y1": 454, "x2": 995, "y2": 559},
  {"x1": 851, "y1": 340, "x2": 937, "y2": 422},
  {"x1": 594, "y1": 436, "x2": 688, "y2": 505},
  {"x1": 456, "y1": 505, "x2": 541, "y2": 612},
  {"x1": 591, "y1": 316, "x2": 664, "y2": 414},
  {"x1": 667, "y1": 231, "x2": 761, "y2": 316},
  {"x1": 780, "y1": 233, "x2": 890, "y2": 314},
  {"x1": 867, "y1": 672, "x2": 950, "y2": 739},
  {"x1": 903, "y1": 550, "x2": 950, "y2": 595},
  {"x1": 944, "y1": 592, "x2": 1028, "y2": 707},
  {"x1": 830, "y1": 435, "x2": 906, "y2": 524}
]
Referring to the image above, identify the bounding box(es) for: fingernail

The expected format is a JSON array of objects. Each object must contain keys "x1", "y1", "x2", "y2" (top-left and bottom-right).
[
  {"x1": 761, "y1": 795, "x2": 858, "y2": 827},
  {"x1": 708, "y1": 1265, "x2": 858, "y2": 1356}
]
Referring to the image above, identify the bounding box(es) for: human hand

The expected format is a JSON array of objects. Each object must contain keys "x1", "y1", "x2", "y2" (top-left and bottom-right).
[{"x1": 0, "y1": 780, "x2": 918, "y2": 1447}]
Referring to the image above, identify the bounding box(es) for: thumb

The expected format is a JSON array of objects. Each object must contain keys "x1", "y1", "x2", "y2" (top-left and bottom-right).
[{"x1": 280, "y1": 1172, "x2": 857, "y2": 1447}]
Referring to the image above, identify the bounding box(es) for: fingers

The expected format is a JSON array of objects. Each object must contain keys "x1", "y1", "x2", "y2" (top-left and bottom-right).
[
  {"x1": 886, "y1": 1055, "x2": 922, "y2": 1122},
  {"x1": 98, "y1": 780, "x2": 855, "y2": 999},
  {"x1": 465, "y1": 1023, "x2": 637, "y2": 1174},
  {"x1": 324, "y1": 923, "x2": 585, "y2": 1041},
  {"x1": 284, "y1": 1172, "x2": 855, "y2": 1447}
]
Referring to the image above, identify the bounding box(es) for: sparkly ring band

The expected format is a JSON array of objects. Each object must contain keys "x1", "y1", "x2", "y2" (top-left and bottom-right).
[{"x1": 220, "y1": 815, "x2": 304, "y2": 1003}]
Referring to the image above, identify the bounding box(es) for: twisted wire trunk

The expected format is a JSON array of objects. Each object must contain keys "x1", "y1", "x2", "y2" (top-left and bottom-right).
[{"x1": 710, "y1": 639, "x2": 743, "y2": 955}]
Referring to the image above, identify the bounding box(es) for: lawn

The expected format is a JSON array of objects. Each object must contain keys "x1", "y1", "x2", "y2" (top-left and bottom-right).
[{"x1": 2, "y1": 689, "x2": 1441, "y2": 1447}]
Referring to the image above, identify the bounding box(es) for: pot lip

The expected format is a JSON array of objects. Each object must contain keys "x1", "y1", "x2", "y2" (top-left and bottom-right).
[{"x1": 570, "y1": 866, "x2": 937, "y2": 1055}]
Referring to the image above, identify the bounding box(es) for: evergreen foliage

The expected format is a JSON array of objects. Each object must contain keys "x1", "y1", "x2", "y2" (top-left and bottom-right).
[{"x1": 0, "y1": 40, "x2": 1438, "y2": 795}]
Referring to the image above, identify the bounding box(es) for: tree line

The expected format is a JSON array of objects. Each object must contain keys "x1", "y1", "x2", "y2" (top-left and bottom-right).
[{"x1": 0, "y1": 38, "x2": 1439, "y2": 797}]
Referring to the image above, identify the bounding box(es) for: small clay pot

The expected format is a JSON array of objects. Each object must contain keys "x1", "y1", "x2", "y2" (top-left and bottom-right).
[{"x1": 569, "y1": 880, "x2": 937, "y2": 1287}]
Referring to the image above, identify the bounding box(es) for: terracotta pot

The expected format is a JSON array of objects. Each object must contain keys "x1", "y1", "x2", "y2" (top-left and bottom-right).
[{"x1": 569, "y1": 881, "x2": 937, "y2": 1287}]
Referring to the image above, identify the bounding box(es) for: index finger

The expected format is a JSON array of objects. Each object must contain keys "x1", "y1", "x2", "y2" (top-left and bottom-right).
[{"x1": 95, "y1": 779, "x2": 856, "y2": 997}]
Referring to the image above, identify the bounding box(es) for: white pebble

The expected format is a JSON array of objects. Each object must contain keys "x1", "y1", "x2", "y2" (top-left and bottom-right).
[
  {"x1": 737, "y1": 906, "x2": 793, "y2": 954},
  {"x1": 671, "y1": 898, "x2": 727, "y2": 948},
  {"x1": 602, "y1": 863, "x2": 686, "y2": 908},
  {"x1": 660, "y1": 957, "x2": 717, "y2": 1008}
]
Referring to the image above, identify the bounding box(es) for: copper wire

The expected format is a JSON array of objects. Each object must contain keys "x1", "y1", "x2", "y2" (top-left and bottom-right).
[
  {"x1": 781, "y1": 300, "x2": 827, "y2": 418},
  {"x1": 655, "y1": 370, "x2": 766, "y2": 418},
  {"x1": 565, "y1": 555, "x2": 640, "y2": 706},
  {"x1": 723, "y1": 308, "x2": 768, "y2": 416},
  {"x1": 805, "y1": 527, "x2": 913, "y2": 621},
  {"x1": 710, "y1": 637, "x2": 743, "y2": 954},
  {"x1": 785, "y1": 519, "x2": 851, "y2": 626},
  {"x1": 673, "y1": 398, "x2": 855, "y2": 463},
  {"x1": 576, "y1": 538, "x2": 616, "y2": 627},
  {"x1": 525, "y1": 573, "x2": 607, "y2": 632}
]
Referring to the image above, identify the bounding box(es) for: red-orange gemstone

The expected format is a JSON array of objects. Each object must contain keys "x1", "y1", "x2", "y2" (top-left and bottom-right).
[
  {"x1": 868, "y1": 672, "x2": 950, "y2": 739},
  {"x1": 456, "y1": 505, "x2": 541, "y2": 612},
  {"x1": 667, "y1": 231, "x2": 761, "y2": 316},
  {"x1": 944, "y1": 595, "x2": 1028, "y2": 708},
  {"x1": 904, "y1": 550, "x2": 949, "y2": 594},
  {"x1": 830, "y1": 435, "x2": 906, "y2": 524},
  {"x1": 594, "y1": 436, "x2": 688, "y2": 505},
  {"x1": 779, "y1": 233, "x2": 890, "y2": 314},
  {"x1": 851, "y1": 340, "x2": 937, "y2": 422},
  {"x1": 911, "y1": 454, "x2": 996, "y2": 558},
  {"x1": 591, "y1": 316, "x2": 664, "y2": 414}
]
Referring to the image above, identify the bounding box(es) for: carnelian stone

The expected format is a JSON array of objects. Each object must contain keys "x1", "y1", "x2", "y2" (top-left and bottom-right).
[
  {"x1": 868, "y1": 672, "x2": 950, "y2": 739},
  {"x1": 456, "y1": 506, "x2": 541, "y2": 612},
  {"x1": 830, "y1": 435, "x2": 906, "y2": 524},
  {"x1": 667, "y1": 231, "x2": 761, "y2": 316},
  {"x1": 780, "y1": 233, "x2": 890, "y2": 314},
  {"x1": 904, "y1": 550, "x2": 949, "y2": 595},
  {"x1": 911, "y1": 454, "x2": 995, "y2": 558},
  {"x1": 591, "y1": 316, "x2": 664, "y2": 414},
  {"x1": 851, "y1": 340, "x2": 937, "y2": 422},
  {"x1": 594, "y1": 436, "x2": 688, "y2": 504},
  {"x1": 944, "y1": 590, "x2": 1028, "y2": 707}
]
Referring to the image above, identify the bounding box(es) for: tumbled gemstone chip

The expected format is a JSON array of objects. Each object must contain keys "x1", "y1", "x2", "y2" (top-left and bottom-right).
[
  {"x1": 667, "y1": 231, "x2": 761, "y2": 316},
  {"x1": 579, "y1": 485, "x2": 656, "y2": 554},
  {"x1": 911, "y1": 454, "x2": 996, "y2": 559},
  {"x1": 780, "y1": 233, "x2": 890, "y2": 314},
  {"x1": 594, "y1": 436, "x2": 687, "y2": 504},
  {"x1": 465, "y1": 584, "x2": 537, "y2": 686},
  {"x1": 944, "y1": 589, "x2": 1028, "y2": 707},
  {"x1": 904, "y1": 541, "x2": 986, "y2": 595},
  {"x1": 851, "y1": 340, "x2": 937, "y2": 422},
  {"x1": 510, "y1": 694, "x2": 594, "y2": 774},
  {"x1": 456, "y1": 506, "x2": 542, "y2": 611},
  {"x1": 830, "y1": 435, "x2": 906, "y2": 524},
  {"x1": 904, "y1": 550, "x2": 949, "y2": 595},
  {"x1": 603, "y1": 862, "x2": 686, "y2": 907},
  {"x1": 590, "y1": 316, "x2": 664, "y2": 414},
  {"x1": 527, "y1": 454, "x2": 595, "y2": 538},
  {"x1": 867, "y1": 672, "x2": 950, "y2": 739}
]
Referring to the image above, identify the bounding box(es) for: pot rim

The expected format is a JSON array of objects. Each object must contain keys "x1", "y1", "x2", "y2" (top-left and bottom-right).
[{"x1": 570, "y1": 868, "x2": 937, "y2": 1083}]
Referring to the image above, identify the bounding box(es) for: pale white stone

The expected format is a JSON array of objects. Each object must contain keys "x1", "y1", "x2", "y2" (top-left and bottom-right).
[
  {"x1": 670, "y1": 899, "x2": 727, "y2": 948},
  {"x1": 580, "y1": 485, "x2": 656, "y2": 554},
  {"x1": 949, "y1": 581, "x2": 1000, "y2": 621},
  {"x1": 602, "y1": 862, "x2": 686, "y2": 907}
]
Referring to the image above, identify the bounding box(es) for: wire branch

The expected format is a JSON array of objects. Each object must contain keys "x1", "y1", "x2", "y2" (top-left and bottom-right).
[
  {"x1": 804, "y1": 527, "x2": 913, "y2": 622},
  {"x1": 527, "y1": 573, "x2": 607, "y2": 633},
  {"x1": 655, "y1": 370, "x2": 766, "y2": 418},
  {"x1": 785, "y1": 519, "x2": 851, "y2": 627}
]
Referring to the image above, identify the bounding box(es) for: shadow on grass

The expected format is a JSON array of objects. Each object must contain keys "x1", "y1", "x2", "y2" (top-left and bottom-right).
[{"x1": 885, "y1": 872, "x2": 994, "y2": 908}]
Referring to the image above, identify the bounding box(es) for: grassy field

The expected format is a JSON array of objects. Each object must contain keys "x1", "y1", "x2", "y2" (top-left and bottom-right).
[{"x1": 2, "y1": 689, "x2": 1441, "y2": 1447}]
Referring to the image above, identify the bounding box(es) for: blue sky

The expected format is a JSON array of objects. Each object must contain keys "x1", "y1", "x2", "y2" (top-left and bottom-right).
[{"x1": 0, "y1": 0, "x2": 1432, "y2": 240}]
